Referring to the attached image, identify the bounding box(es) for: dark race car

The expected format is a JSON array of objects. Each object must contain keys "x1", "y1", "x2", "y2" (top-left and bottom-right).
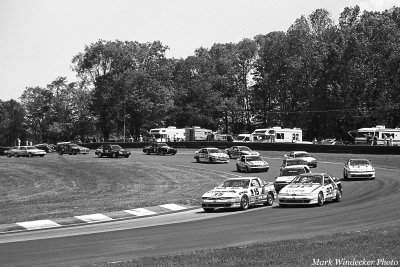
[
  {"x1": 95, "y1": 144, "x2": 131, "y2": 158},
  {"x1": 143, "y1": 142, "x2": 177, "y2": 155},
  {"x1": 56, "y1": 142, "x2": 90, "y2": 155}
]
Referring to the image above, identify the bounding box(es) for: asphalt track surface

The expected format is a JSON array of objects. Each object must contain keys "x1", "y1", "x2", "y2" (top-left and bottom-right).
[{"x1": 1, "y1": 150, "x2": 400, "y2": 266}]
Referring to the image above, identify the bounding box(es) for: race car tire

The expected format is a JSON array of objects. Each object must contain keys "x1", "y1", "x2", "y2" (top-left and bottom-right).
[
  {"x1": 7, "y1": 153, "x2": 11, "y2": 158},
  {"x1": 28, "y1": 153, "x2": 33, "y2": 157},
  {"x1": 195, "y1": 156, "x2": 200, "y2": 163},
  {"x1": 161, "y1": 150, "x2": 165, "y2": 155},
  {"x1": 172, "y1": 152, "x2": 176, "y2": 155},
  {"x1": 146, "y1": 150, "x2": 150, "y2": 155},
  {"x1": 236, "y1": 164, "x2": 241, "y2": 172},
  {"x1": 40, "y1": 155, "x2": 44, "y2": 157},
  {"x1": 125, "y1": 155, "x2": 130, "y2": 158},
  {"x1": 97, "y1": 153, "x2": 102, "y2": 158},
  {"x1": 58, "y1": 150, "x2": 63, "y2": 155},
  {"x1": 343, "y1": 170, "x2": 348, "y2": 180},
  {"x1": 112, "y1": 153, "x2": 118, "y2": 158},
  {"x1": 240, "y1": 196, "x2": 249, "y2": 210},
  {"x1": 264, "y1": 192, "x2": 274, "y2": 206},
  {"x1": 203, "y1": 208, "x2": 214, "y2": 213},
  {"x1": 245, "y1": 166, "x2": 250, "y2": 173},
  {"x1": 15, "y1": 153, "x2": 19, "y2": 157},
  {"x1": 317, "y1": 192, "x2": 324, "y2": 206},
  {"x1": 209, "y1": 157, "x2": 213, "y2": 163},
  {"x1": 73, "y1": 150, "x2": 77, "y2": 155},
  {"x1": 334, "y1": 190, "x2": 342, "y2": 202}
]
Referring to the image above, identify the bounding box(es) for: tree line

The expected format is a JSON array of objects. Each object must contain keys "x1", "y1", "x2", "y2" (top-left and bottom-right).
[{"x1": 1, "y1": 6, "x2": 400, "y2": 145}]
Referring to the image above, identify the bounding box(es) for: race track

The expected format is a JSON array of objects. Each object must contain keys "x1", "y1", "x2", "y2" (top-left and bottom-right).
[{"x1": 1, "y1": 150, "x2": 399, "y2": 266}]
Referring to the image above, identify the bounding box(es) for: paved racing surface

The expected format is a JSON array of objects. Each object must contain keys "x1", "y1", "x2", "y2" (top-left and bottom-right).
[{"x1": 1, "y1": 149, "x2": 400, "y2": 266}]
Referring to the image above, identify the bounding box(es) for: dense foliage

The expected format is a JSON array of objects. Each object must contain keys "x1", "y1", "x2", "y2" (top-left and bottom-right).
[{"x1": 1, "y1": 6, "x2": 400, "y2": 145}]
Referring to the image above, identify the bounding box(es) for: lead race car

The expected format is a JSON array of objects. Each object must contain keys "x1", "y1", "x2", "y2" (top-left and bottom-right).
[
  {"x1": 194, "y1": 147, "x2": 229, "y2": 163},
  {"x1": 201, "y1": 177, "x2": 276, "y2": 212},
  {"x1": 343, "y1": 158, "x2": 375, "y2": 180},
  {"x1": 278, "y1": 173, "x2": 342, "y2": 207}
]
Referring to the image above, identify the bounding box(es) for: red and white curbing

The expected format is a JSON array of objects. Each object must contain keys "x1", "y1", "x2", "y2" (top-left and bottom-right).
[{"x1": 0, "y1": 203, "x2": 196, "y2": 233}]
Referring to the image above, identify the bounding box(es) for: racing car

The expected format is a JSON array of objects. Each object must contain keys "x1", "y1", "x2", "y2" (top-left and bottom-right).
[
  {"x1": 274, "y1": 165, "x2": 311, "y2": 193},
  {"x1": 343, "y1": 159, "x2": 375, "y2": 180},
  {"x1": 236, "y1": 155, "x2": 269, "y2": 173},
  {"x1": 283, "y1": 151, "x2": 317, "y2": 168},
  {"x1": 278, "y1": 173, "x2": 342, "y2": 207},
  {"x1": 201, "y1": 177, "x2": 276, "y2": 212},
  {"x1": 225, "y1": 146, "x2": 260, "y2": 159},
  {"x1": 194, "y1": 147, "x2": 229, "y2": 163}
]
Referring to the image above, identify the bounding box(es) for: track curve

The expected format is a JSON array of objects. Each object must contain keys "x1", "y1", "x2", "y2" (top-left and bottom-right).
[{"x1": 1, "y1": 150, "x2": 399, "y2": 266}]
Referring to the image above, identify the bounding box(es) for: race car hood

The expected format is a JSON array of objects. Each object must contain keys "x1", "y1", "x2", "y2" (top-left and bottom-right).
[
  {"x1": 246, "y1": 160, "x2": 268, "y2": 165},
  {"x1": 300, "y1": 157, "x2": 317, "y2": 163},
  {"x1": 202, "y1": 188, "x2": 247, "y2": 198},
  {"x1": 275, "y1": 175, "x2": 297, "y2": 183},
  {"x1": 209, "y1": 152, "x2": 228, "y2": 158},
  {"x1": 348, "y1": 165, "x2": 374, "y2": 171},
  {"x1": 280, "y1": 183, "x2": 322, "y2": 194},
  {"x1": 242, "y1": 151, "x2": 260, "y2": 156}
]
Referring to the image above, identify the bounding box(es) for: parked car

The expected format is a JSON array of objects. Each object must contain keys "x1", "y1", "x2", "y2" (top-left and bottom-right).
[
  {"x1": 284, "y1": 151, "x2": 317, "y2": 168},
  {"x1": 143, "y1": 142, "x2": 177, "y2": 155},
  {"x1": 5, "y1": 146, "x2": 20, "y2": 157},
  {"x1": 236, "y1": 155, "x2": 269, "y2": 173},
  {"x1": 201, "y1": 177, "x2": 276, "y2": 212},
  {"x1": 278, "y1": 173, "x2": 342, "y2": 207},
  {"x1": 6, "y1": 146, "x2": 46, "y2": 157},
  {"x1": 56, "y1": 142, "x2": 90, "y2": 155},
  {"x1": 194, "y1": 147, "x2": 229, "y2": 163},
  {"x1": 95, "y1": 144, "x2": 131, "y2": 158},
  {"x1": 225, "y1": 146, "x2": 260, "y2": 159},
  {"x1": 343, "y1": 159, "x2": 375, "y2": 180},
  {"x1": 34, "y1": 143, "x2": 55, "y2": 153},
  {"x1": 274, "y1": 165, "x2": 311, "y2": 193}
]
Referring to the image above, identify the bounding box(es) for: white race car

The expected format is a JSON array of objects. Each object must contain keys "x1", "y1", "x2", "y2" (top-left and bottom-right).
[
  {"x1": 201, "y1": 177, "x2": 276, "y2": 212},
  {"x1": 278, "y1": 173, "x2": 342, "y2": 207},
  {"x1": 343, "y1": 159, "x2": 375, "y2": 180},
  {"x1": 236, "y1": 155, "x2": 269, "y2": 173},
  {"x1": 194, "y1": 147, "x2": 229, "y2": 163},
  {"x1": 284, "y1": 151, "x2": 317, "y2": 168},
  {"x1": 225, "y1": 146, "x2": 260, "y2": 159},
  {"x1": 274, "y1": 165, "x2": 311, "y2": 193}
]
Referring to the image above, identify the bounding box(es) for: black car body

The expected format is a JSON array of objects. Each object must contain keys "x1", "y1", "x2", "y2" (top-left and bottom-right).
[
  {"x1": 143, "y1": 142, "x2": 177, "y2": 155},
  {"x1": 35, "y1": 143, "x2": 55, "y2": 153},
  {"x1": 56, "y1": 142, "x2": 90, "y2": 155},
  {"x1": 95, "y1": 144, "x2": 131, "y2": 158}
]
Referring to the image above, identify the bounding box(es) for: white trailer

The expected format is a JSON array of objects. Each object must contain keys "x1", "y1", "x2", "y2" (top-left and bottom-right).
[
  {"x1": 252, "y1": 127, "x2": 303, "y2": 143},
  {"x1": 149, "y1": 126, "x2": 185, "y2": 142}
]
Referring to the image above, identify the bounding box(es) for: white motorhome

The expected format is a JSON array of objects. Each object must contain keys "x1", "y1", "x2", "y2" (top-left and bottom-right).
[
  {"x1": 149, "y1": 126, "x2": 185, "y2": 142},
  {"x1": 233, "y1": 134, "x2": 255, "y2": 142},
  {"x1": 184, "y1": 127, "x2": 212, "y2": 141},
  {"x1": 252, "y1": 127, "x2": 303, "y2": 143},
  {"x1": 348, "y1": 125, "x2": 400, "y2": 146}
]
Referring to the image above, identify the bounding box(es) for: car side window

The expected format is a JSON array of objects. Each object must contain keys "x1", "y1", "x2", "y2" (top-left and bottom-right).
[{"x1": 251, "y1": 179, "x2": 261, "y2": 187}]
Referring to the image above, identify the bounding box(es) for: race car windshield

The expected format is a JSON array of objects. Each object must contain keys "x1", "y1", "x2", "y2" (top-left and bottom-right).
[
  {"x1": 208, "y1": 149, "x2": 221, "y2": 153},
  {"x1": 280, "y1": 168, "x2": 305, "y2": 176},
  {"x1": 296, "y1": 153, "x2": 311, "y2": 157},
  {"x1": 221, "y1": 179, "x2": 249, "y2": 188},
  {"x1": 111, "y1": 145, "x2": 122, "y2": 150},
  {"x1": 286, "y1": 160, "x2": 306, "y2": 165},
  {"x1": 247, "y1": 156, "x2": 262, "y2": 161},
  {"x1": 238, "y1": 147, "x2": 250, "y2": 151},
  {"x1": 158, "y1": 143, "x2": 168, "y2": 146},
  {"x1": 350, "y1": 160, "x2": 370, "y2": 166},
  {"x1": 293, "y1": 175, "x2": 322, "y2": 185}
]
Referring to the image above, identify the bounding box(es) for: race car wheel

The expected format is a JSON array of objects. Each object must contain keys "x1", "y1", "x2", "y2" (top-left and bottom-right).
[
  {"x1": 334, "y1": 190, "x2": 342, "y2": 202},
  {"x1": 209, "y1": 157, "x2": 213, "y2": 163},
  {"x1": 28, "y1": 153, "x2": 33, "y2": 157},
  {"x1": 245, "y1": 166, "x2": 250, "y2": 173},
  {"x1": 15, "y1": 153, "x2": 19, "y2": 157},
  {"x1": 203, "y1": 208, "x2": 214, "y2": 213},
  {"x1": 195, "y1": 156, "x2": 200, "y2": 163},
  {"x1": 73, "y1": 150, "x2": 77, "y2": 155},
  {"x1": 240, "y1": 196, "x2": 249, "y2": 210},
  {"x1": 112, "y1": 153, "x2": 118, "y2": 158},
  {"x1": 146, "y1": 150, "x2": 150, "y2": 155},
  {"x1": 125, "y1": 155, "x2": 130, "y2": 158},
  {"x1": 236, "y1": 164, "x2": 241, "y2": 172},
  {"x1": 317, "y1": 192, "x2": 324, "y2": 206},
  {"x1": 97, "y1": 153, "x2": 102, "y2": 158},
  {"x1": 343, "y1": 170, "x2": 348, "y2": 180},
  {"x1": 264, "y1": 192, "x2": 274, "y2": 206},
  {"x1": 161, "y1": 150, "x2": 165, "y2": 155},
  {"x1": 58, "y1": 150, "x2": 63, "y2": 155},
  {"x1": 7, "y1": 153, "x2": 11, "y2": 158},
  {"x1": 172, "y1": 152, "x2": 176, "y2": 155}
]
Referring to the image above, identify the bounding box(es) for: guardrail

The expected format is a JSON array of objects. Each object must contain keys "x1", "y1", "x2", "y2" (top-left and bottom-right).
[{"x1": 80, "y1": 142, "x2": 400, "y2": 155}]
